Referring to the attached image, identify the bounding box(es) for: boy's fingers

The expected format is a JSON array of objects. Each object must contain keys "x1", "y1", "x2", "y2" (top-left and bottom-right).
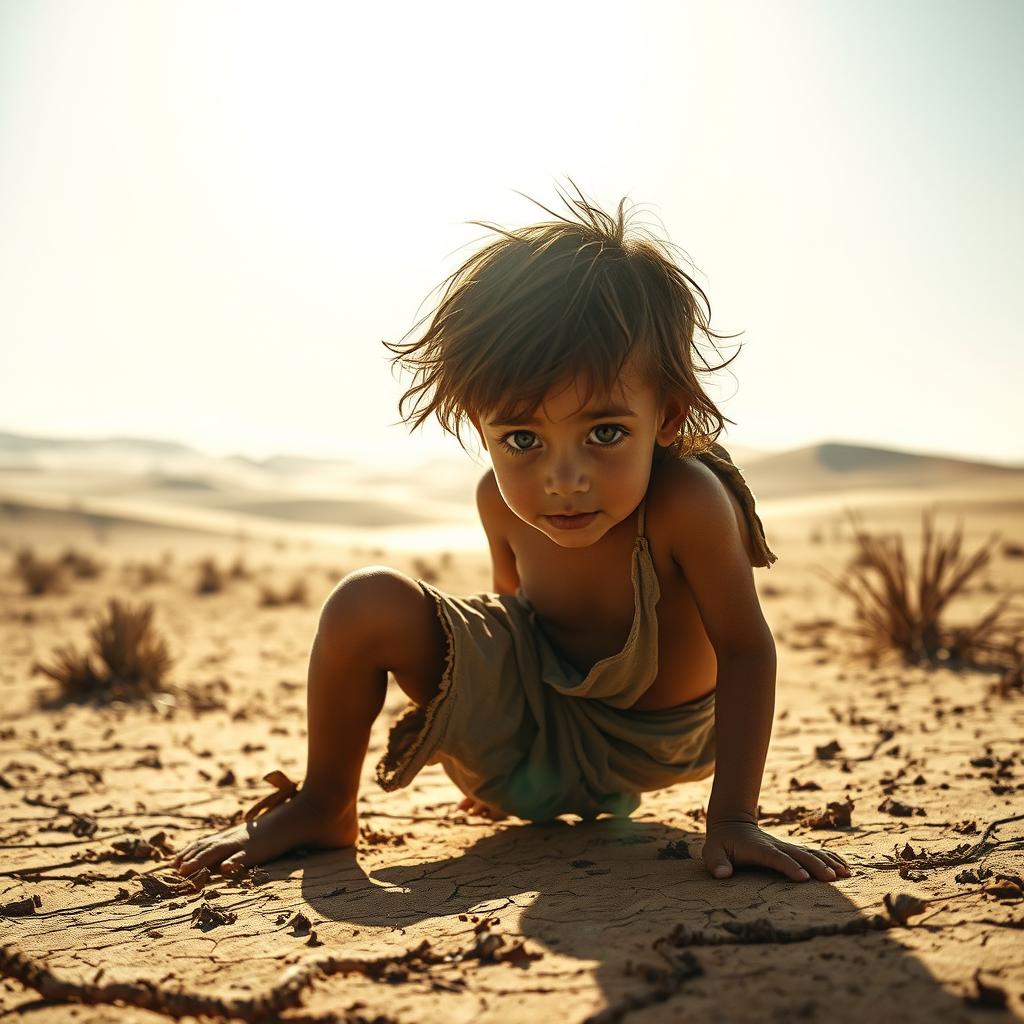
[
  {"x1": 784, "y1": 845, "x2": 843, "y2": 880},
  {"x1": 221, "y1": 851, "x2": 248, "y2": 873},
  {"x1": 761, "y1": 848, "x2": 809, "y2": 880},
  {"x1": 803, "y1": 845, "x2": 846, "y2": 868},
  {"x1": 818, "y1": 850, "x2": 849, "y2": 873},
  {"x1": 702, "y1": 844, "x2": 733, "y2": 878}
]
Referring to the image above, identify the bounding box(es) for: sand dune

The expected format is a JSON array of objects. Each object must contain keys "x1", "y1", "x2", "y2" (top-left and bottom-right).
[
  {"x1": 2, "y1": 431, "x2": 1022, "y2": 548},
  {"x1": 731, "y1": 444, "x2": 1024, "y2": 530},
  {"x1": 741, "y1": 441, "x2": 1024, "y2": 498}
]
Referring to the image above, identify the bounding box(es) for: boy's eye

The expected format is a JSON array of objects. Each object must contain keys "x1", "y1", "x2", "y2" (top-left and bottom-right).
[
  {"x1": 589, "y1": 424, "x2": 626, "y2": 445},
  {"x1": 501, "y1": 430, "x2": 538, "y2": 453}
]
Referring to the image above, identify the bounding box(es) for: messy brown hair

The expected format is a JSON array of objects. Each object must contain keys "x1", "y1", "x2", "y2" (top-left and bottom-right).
[{"x1": 384, "y1": 179, "x2": 742, "y2": 457}]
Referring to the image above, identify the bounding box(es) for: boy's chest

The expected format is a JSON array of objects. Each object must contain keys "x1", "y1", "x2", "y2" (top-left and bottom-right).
[
  {"x1": 509, "y1": 522, "x2": 708, "y2": 677},
  {"x1": 506, "y1": 479, "x2": 757, "y2": 699},
  {"x1": 513, "y1": 529, "x2": 638, "y2": 649}
]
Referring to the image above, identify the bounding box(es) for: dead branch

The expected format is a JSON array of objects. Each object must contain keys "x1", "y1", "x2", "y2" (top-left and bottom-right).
[
  {"x1": 654, "y1": 912, "x2": 890, "y2": 948},
  {"x1": 854, "y1": 814, "x2": 1024, "y2": 871},
  {"x1": 582, "y1": 949, "x2": 702, "y2": 1024}
]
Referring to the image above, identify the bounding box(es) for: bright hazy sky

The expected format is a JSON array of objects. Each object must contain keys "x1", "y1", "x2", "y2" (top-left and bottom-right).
[{"x1": 2, "y1": 0, "x2": 1021, "y2": 467}]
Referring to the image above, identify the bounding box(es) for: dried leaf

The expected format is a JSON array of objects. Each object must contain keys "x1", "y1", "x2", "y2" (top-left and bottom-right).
[
  {"x1": 877, "y1": 797, "x2": 925, "y2": 818},
  {"x1": 190, "y1": 904, "x2": 237, "y2": 930},
  {"x1": 801, "y1": 798, "x2": 854, "y2": 829},
  {"x1": 883, "y1": 892, "x2": 929, "y2": 926},
  {"x1": 1, "y1": 894, "x2": 42, "y2": 917}
]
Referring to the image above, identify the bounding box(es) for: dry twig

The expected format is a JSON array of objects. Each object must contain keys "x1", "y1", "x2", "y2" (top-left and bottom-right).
[{"x1": 1, "y1": 925, "x2": 540, "y2": 1022}]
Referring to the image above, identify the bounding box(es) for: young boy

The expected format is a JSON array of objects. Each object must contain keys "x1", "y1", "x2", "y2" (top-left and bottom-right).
[{"x1": 173, "y1": 185, "x2": 850, "y2": 885}]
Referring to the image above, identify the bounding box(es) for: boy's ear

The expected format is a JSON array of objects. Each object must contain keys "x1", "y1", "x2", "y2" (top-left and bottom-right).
[{"x1": 655, "y1": 397, "x2": 689, "y2": 446}]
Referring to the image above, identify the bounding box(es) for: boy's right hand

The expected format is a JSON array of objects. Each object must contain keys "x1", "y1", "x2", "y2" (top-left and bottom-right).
[{"x1": 702, "y1": 818, "x2": 851, "y2": 882}]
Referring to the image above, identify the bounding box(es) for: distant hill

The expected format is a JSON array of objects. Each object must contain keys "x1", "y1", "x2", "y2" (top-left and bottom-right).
[
  {"x1": 228, "y1": 453, "x2": 357, "y2": 475},
  {"x1": 2, "y1": 430, "x2": 1021, "y2": 517},
  {"x1": 712, "y1": 442, "x2": 767, "y2": 466},
  {"x1": 0, "y1": 431, "x2": 195, "y2": 456},
  {"x1": 740, "y1": 442, "x2": 1024, "y2": 499},
  {"x1": 0, "y1": 431, "x2": 359, "y2": 478}
]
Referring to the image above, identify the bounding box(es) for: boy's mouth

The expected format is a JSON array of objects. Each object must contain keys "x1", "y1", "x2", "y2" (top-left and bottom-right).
[{"x1": 545, "y1": 511, "x2": 598, "y2": 531}]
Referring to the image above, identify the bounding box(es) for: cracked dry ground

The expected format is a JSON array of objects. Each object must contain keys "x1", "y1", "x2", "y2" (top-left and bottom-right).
[{"x1": 1, "y1": 520, "x2": 1022, "y2": 1023}]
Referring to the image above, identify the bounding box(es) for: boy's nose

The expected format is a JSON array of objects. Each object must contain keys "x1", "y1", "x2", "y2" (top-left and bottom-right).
[{"x1": 544, "y1": 460, "x2": 589, "y2": 496}]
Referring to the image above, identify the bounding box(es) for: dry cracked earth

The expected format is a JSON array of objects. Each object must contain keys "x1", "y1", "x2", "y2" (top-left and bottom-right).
[{"x1": 1, "y1": 515, "x2": 1022, "y2": 1023}]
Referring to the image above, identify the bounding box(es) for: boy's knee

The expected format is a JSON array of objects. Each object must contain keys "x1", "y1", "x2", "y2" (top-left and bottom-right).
[{"x1": 317, "y1": 566, "x2": 425, "y2": 662}]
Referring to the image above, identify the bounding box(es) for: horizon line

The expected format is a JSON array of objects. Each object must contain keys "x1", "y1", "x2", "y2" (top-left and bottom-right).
[{"x1": 0, "y1": 424, "x2": 1021, "y2": 471}]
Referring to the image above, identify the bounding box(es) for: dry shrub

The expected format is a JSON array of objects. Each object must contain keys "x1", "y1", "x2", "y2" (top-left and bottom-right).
[
  {"x1": 122, "y1": 558, "x2": 171, "y2": 587},
  {"x1": 196, "y1": 557, "x2": 225, "y2": 595},
  {"x1": 259, "y1": 578, "x2": 308, "y2": 607},
  {"x1": 813, "y1": 507, "x2": 1023, "y2": 670},
  {"x1": 990, "y1": 640, "x2": 1023, "y2": 698},
  {"x1": 227, "y1": 555, "x2": 251, "y2": 580},
  {"x1": 13, "y1": 547, "x2": 63, "y2": 596},
  {"x1": 139, "y1": 560, "x2": 171, "y2": 586},
  {"x1": 178, "y1": 677, "x2": 230, "y2": 713},
  {"x1": 59, "y1": 547, "x2": 104, "y2": 579},
  {"x1": 411, "y1": 557, "x2": 440, "y2": 583},
  {"x1": 33, "y1": 598, "x2": 173, "y2": 703}
]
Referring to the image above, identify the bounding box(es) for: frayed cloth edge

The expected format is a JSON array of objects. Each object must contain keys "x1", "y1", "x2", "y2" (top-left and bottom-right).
[
  {"x1": 374, "y1": 579, "x2": 457, "y2": 792},
  {"x1": 700, "y1": 442, "x2": 779, "y2": 569}
]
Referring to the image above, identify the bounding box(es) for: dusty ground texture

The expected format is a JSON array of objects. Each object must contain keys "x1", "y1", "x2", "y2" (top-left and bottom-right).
[{"x1": 1, "y1": 495, "x2": 1022, "y2": 1023}]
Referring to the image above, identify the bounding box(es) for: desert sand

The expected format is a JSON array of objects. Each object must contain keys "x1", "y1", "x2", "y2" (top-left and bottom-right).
[{"x1": 1, "y1": 435, "x2": 1022, "y2": 1022}]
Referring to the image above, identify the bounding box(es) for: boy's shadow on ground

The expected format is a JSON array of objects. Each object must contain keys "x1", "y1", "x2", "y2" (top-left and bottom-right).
[{"x1": 277, "y1": 815, "x2": 977, "y2": 1020}]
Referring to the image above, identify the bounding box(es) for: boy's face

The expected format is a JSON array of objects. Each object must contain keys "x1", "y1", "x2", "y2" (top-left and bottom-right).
[{"x1": 471, "y1": 360, "x2": 687, "y2": 548}]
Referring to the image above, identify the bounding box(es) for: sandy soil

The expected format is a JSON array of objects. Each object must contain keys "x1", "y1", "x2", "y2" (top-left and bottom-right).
[{"x1": 1, "y1": 493, "x2": 1022, "y2": 1023}]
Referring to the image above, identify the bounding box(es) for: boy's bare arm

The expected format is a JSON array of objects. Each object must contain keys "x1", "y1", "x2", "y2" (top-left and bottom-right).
[
  {"x1": 666, "y1": 466, "x2": 776, "y2": 823},
  {"x1": 668, "y1": 466, "x2": 850, "y2": 882},
  {"x1": 476, "y1": 470, "x2": 520, "y2": 596}
]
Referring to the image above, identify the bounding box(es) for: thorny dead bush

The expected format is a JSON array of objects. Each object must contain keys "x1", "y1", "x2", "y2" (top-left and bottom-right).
[
  {"x1": 990, "y1": 638, "x2": 1024, "y2": 698},
  {"x1": 411, "y1": 556, "x2": 440, "y2": 583},
  {"x1": 813, "y1": 507, "x2": 1023, "y2": 672},
  {"x1": 228, "y1": 555, "x2": 251, "y2": 580},
  {"x1": 33, "y1": 598, "x2": 173, "y2": 703},
  {"x1": 411, "y1": 552, "x2": 452, "y2": 583},
  {"x1": 259, "y1": 578, "x2": 308, "y2": 607},
  {"x1": 123, "y1": 552, "x2": 174, "y2": 587},
  {"x1": 196, "y1": 557, "x2": 225, "y2": 595},
  {"x1": 137, "y1": 561, "x2": 167, "y2": 586},
  {"x1": 59, "y1": 547, "x2": 103, "y2": 579},
  {"x1": 13, "y1": 547, "x2": 63, "y2": 596}
]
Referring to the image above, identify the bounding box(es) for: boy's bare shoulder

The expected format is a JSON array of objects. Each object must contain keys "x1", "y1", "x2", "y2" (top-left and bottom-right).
[
  {"x1": 475, "y1": 468, "x2": 520, "y2": 594},
  {"x1": 647, "y1": 452, "x2": 758, "y2": 568},
  {"x1": 648, "y1": 452, "x2": 771, "y2": 654}
]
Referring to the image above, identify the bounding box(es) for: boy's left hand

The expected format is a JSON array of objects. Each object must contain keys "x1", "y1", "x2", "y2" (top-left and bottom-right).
[{"x1": 702, "y1": 818, "x2": 852, "y2": 882}]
